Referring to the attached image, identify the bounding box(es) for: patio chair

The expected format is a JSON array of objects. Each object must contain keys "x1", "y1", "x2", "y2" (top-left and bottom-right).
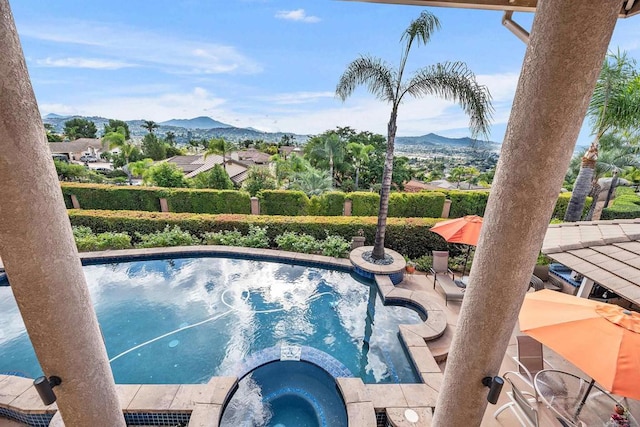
[
  {"x1": 430, "y1": 250, "x2": 454, "y2": 289},
  {"x1": 510, "y1": 336, "x2": 555, "y2": 388},
  {"x1": 494, "y1": 376, "x2": 540, "y2": 427}
]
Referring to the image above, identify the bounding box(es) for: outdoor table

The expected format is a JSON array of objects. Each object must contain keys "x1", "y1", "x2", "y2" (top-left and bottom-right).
[{"x1": 534, "y1": 369, "x2": 637, "y2": 427}]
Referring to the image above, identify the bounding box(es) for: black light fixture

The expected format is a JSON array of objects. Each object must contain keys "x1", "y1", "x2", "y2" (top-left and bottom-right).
[
  {"x1": 482, "y1": 375, "x2": 504, "y2": 405},
  {"x1": 33, "y1": 375, "x2": 62, "y2": 405}
]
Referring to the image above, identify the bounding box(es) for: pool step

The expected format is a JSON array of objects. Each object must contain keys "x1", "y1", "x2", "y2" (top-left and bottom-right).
[{"x1": 425, "y1": 324, "x2": 453, "y2": 363}]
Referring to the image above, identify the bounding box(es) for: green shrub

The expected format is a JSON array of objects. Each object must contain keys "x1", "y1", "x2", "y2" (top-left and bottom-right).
[
  {"x1": 414, "y1": 255, "x2": 433, "y2": 272},
  {"x1": 72, "y1": 226, "x2": 132, "y2": 251},
  {"x1": 448, "y1": 251, "x2": 473, "y2": 273},
  {"x1": 203, "y1": 225, "x2": 269, "y2": 248},
  {"x1": 601, "y1": 193, "x2": 640, "y2": 220},
  {"x1": 259, "y1": 190, "x2": 310, "y2": 216},
  {"x1": 68, "y1": 210, "x2": 450, "y2": 258},
  {"x1": 275, "y1": 232, "x2": 321, "y2": 254},
  {"x1": 319, "y1": 234, "x2": 350, "y2": 258},
  {"x1": 135, "y1": 225, "x2": 200, "y2": 248},
  {"x1": 616, "y1": 186, "x2": 636, "y2": 196}
]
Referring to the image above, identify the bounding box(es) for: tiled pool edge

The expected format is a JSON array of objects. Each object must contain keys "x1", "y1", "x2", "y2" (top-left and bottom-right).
[{"x1": 1, "y1": 248, "x2": 445, "y2": 427}]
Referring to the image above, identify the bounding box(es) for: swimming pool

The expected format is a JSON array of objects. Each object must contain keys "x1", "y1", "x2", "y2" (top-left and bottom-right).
[{"x1": 0, "y1": 256, "x2": 422, "y2": 384}]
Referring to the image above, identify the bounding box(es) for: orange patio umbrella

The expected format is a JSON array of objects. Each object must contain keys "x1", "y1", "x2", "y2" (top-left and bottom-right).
[
  {"x1": 430, "y1": 215, "x2": 483, "y2": 278},
  {"x1": 519, "y1": 289, "x2": 640, "y2": 401}
]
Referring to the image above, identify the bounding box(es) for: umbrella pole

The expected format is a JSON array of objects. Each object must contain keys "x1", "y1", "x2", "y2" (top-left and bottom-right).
[
  {"x1": 460, "y1": 245, "x2": 472, "y2": 279},
  {"x1": 574, "y1": 379, "x2": 595, "y2": 419}
]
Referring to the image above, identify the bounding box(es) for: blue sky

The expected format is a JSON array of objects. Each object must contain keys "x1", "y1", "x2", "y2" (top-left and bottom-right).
[{"x1": 10, "y1": 1, "x2": 640, "y2": 145}]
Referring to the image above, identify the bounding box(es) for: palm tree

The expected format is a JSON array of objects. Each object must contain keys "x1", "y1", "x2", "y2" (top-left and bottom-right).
[
  {"x1": 102, "y1": 127, "x2": 137, "y2": 184},
  {"x1": 347, "y1": 142, "x2": 375, "y2": 190},
  {"x1": 337, "y1": 11, "x2": 492, "y2": 260},
  {"x1": 165, "y1": 131, "x2": 176, "y2": 146},
  {"x1": 205, "y1": 137, "x2": 235, "y2": 171},
  {"x1": 311, "y1": 133, "x2": 343, "y2": 187},
  {"x1": 141, "y1": 120, "x2": 159, "y2": 134},
  {"x1": 288, "y1": 168, "x2": 333, "y2": 196},
  {"x1": 564, "y1": 51, "x2": 640, "y2": 222}
]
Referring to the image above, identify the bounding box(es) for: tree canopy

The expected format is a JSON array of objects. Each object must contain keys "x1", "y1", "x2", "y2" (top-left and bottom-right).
[{"x1": 64, "y1": 118, "x2": 97, "y2": 139}]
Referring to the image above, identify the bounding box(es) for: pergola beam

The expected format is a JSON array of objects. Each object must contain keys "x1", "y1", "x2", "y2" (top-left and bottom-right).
[{"x1": 344, "y1": 0, "x2": 639, "y2": 18}]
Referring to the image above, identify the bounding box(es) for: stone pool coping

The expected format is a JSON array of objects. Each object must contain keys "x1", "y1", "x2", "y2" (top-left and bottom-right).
[{"x1": 1, "y1": 246, "x2": 447, "y2": 427}]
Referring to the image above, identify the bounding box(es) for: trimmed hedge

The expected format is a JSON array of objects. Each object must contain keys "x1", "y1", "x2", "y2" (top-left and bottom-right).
[
  {"x1": 348, "y1": 191, "x2": 445, "y2": 218},
  {"x1": 67, "y1": 209, "x2": 451, "y2": 258},
  {"x1": 552, "y1": 193, "x2": 592, "y2": 220},
  {"x1": 309, "y1": 191, "x2": 346, "y2": 216},
  {"x1": 349, "y1": 192, "x2": 380, "y2": 216},
  {"x1": 388, "y1": 192, "x2": 445, "y2": 218},
  {"x1": 601, "y1": 193, "x2": 640, "y2": 220},
  {"x1": 441, "y1": 190, "x2": 489, "y2": 218},
  {"x1": 258, "y1": 190, "x2": 310, "y2": 216},
  {"x1": 61, "y1": 183, "x2": 250, "y2": 214}
]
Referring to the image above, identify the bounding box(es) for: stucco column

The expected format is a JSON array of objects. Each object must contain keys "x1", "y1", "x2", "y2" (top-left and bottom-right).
[
  {"x1": 0, "y1": 2, "x2": 125, "y2": 426},
  {"x1": 432, "y1": 1, "x2": 619, "y2": 426}
]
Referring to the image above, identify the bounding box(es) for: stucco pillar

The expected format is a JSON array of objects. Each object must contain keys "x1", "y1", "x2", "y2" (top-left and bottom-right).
[
  {"x1": 343, "y1": 199, "x2": 352, "y2": 216},
  {"x1": 0, "y1": 3, "x2": 125, "y2": 426},
  {"x1": 250, "y1": 197, "x2": 260, "y2": 215},
  {"x1": 432, "y1": 1, "x2": 619, "y2": 426},
  {"x1": 441, "y1": 199, "x2": 451, "y2": 219}
]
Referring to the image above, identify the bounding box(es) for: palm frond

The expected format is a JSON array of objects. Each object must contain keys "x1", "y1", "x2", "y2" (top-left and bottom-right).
[
  {"x1": 403, "y1": 61, "x2": 493, "y2": 139},
  {"x1": 336, "y1": 56, "x2": 396, "y2": 102},
  {"x1": 588, "y1": 51, "x2": 639, "y2": 135},
  {"x1": 401, "y1": 11, "x2": 441, "y2": 49}
]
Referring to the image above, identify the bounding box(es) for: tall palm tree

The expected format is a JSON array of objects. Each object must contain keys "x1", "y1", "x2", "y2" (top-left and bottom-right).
[
  {"x1": 205, "y1": 137, "x2": 235, "y2": 171},
  {"x1": 311, "y1": 133, "x2": 344, "y2": 187},
  {"x1": 337, "y1": 11, "x2": 492, "y2": 259},
  {"x1": 141, "y1": 120, "x2": 159, "y2": 134},
  {"x1": 564, "y1": 51, "x2": 640, "y2": 222},
  {"x1": 347, "y1": 142, "x2": 375, "y2": 190},
  {"x1": 102, "y1": 128, "x2": 136, "y2": 184}
]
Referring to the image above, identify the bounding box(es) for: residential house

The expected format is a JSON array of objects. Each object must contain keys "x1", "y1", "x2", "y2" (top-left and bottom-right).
[{"x1": 48, "y1": 138, "x2": 104, "y2": 161}]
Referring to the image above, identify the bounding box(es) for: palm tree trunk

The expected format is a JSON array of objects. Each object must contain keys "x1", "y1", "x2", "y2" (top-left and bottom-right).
[
  {"x1": 565, "y1": 156, "x2": 596, "y2": 221},
  {"x1": 355, "y1": 167, "x2": 360, "y2": 191},
  {"x1": 329, "y1": 153, "x2": 334, "y2": 186},
  {"x1": 584, "y1": 182, "x2": 601, "y2": 220},
  {"x1": 372, "y1": 108, "x2": 397, "y2": 260}
]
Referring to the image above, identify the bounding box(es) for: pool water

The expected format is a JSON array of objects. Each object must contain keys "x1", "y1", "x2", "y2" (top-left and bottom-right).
[
  {"x1": 220, "y1": 361, "x2": 348, "y2": 427},
  {"x1": 0, "y1": 257, "x2": 422, "y2": 384}
]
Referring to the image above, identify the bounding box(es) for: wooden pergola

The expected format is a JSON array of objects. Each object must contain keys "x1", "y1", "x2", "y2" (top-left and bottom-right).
[{"x1": 346, "y1": 0, "x2": 640, "y2": 17}]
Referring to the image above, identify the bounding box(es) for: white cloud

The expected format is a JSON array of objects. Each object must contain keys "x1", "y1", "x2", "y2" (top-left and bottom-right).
[
  {"x1": 259, "y1": 91, "x2": 335, "y2": 105},
  {"x1": 39, "y1": 87, "x2": 227, "y2": 122},
  {"x1": 37, "y1": 70, "x2": 516, "y2": 140},
  {"x1": 275, "y1": 9, "x2": 320, "y2": 23},
  {"x1": 20, "y1": 21, "x2": 262, "y2": 75},
  {"x1": 36, "y1": 57, "x2": 135, "y2": 70}
]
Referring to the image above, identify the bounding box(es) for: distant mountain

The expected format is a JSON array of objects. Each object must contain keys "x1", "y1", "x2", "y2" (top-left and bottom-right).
[
  {"x1": 396, "y1": 133, "x2": 494, "y2": 147},
  {"x1": 42, "y1": 114, "x2": 309, "y2": 144},
  {"x1": 42, "y1": 113, "x2": 497, "y2": 149},
  {"x1": 159, "y1": 116, "x2": 232, "y2": 129}
]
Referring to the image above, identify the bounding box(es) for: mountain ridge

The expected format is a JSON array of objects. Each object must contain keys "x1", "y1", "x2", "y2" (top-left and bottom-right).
[{"x1": 41, "y1": 114, "x2": 500, "y2": 148}]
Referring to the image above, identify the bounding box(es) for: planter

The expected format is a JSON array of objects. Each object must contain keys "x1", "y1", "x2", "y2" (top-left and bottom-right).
[{"x1": 405, "y1": 265, "x2": 416, "y2": 274}]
